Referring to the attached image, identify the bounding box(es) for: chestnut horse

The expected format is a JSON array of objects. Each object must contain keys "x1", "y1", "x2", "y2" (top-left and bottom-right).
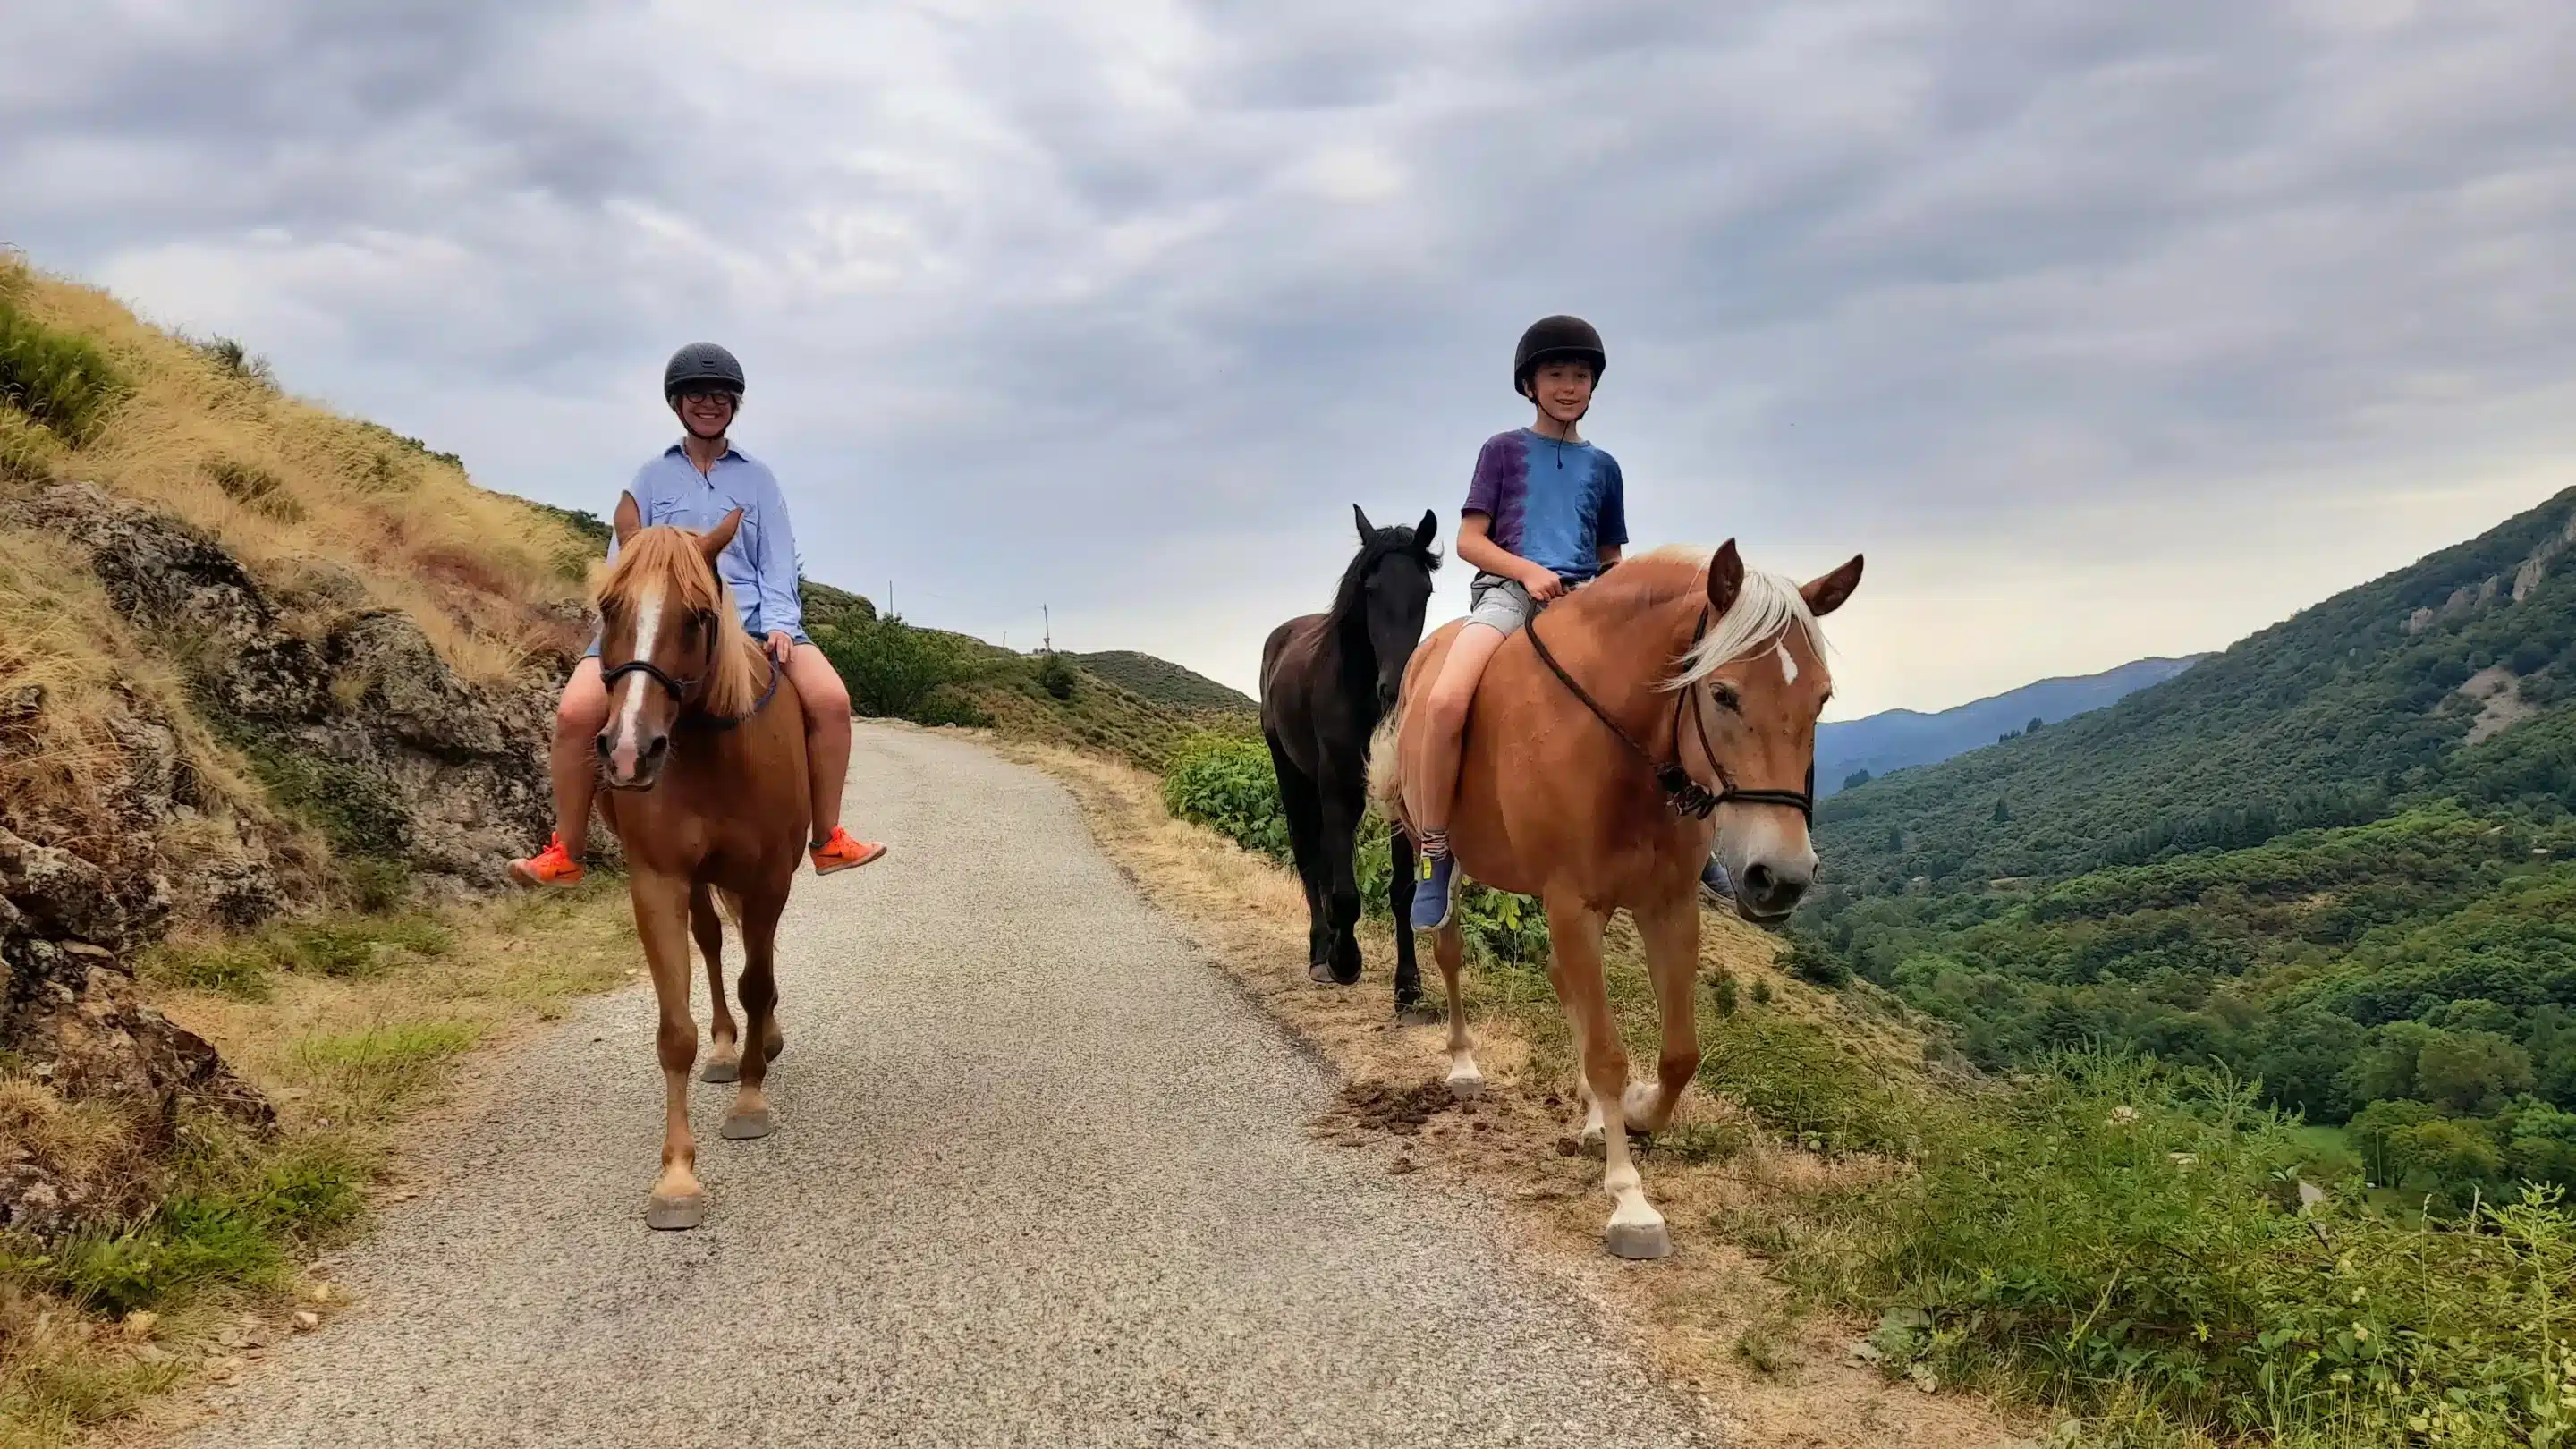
[
  {"x1": 1371, "y1": 542, "x2": 1862, "y2": 1258},
  {"x1": 593, "y1": 502, "x2": 809, "y2": 1231}
]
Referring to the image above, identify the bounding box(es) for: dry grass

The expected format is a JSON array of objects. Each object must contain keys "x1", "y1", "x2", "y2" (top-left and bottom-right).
[
  {"x1": 1006, "y1": 741, "x2": 2028, "y2": 1449},
  {"x1": 0, "y1": 883, "x2": 635, "y2": 1449},
  {"x1": 1, "y1": 256, "x2": 592, "y2": 685}
]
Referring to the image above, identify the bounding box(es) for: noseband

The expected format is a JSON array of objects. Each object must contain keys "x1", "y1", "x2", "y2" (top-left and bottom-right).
[
  {"x1": 1524, "y1": 606, "x2": 1815, "y2": 822},
  {"x1": 599, "y1": 639, "x2": 784, "y2": 733}
]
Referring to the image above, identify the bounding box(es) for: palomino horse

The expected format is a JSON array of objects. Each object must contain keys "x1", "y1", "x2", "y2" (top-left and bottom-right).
[
  {"x1": 1259, "y1": 506, "x2": 1440, "y2": 1009},
  {"x1": 594, "y1": 501, "x2": 809, "y2": 1230},
  {"x1": 1371, "y1": 542, "x2": 1862, "y2": 1258}
]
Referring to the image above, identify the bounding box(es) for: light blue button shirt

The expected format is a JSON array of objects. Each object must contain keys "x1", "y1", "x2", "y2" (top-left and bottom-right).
[{"x1": 606, "y1": 442, "x2": 806, "y2": 642}]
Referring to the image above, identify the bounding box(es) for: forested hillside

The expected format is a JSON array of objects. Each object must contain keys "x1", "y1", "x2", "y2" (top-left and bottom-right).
[
  {"x1": 1817, "y1": 654, "x2": 2204, "y2": 796},
  {"x1": 1798, "y1": 487, "x2": 2576, "y2": 1208}
]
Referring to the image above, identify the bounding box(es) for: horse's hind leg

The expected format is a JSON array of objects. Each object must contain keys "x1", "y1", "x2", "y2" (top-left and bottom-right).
[
  {"x1": 1434, "y1": 916, "x2": 1480, "y2": 1100},
  {"x1": 720, "y1": 885, "x2": 788, "y2": 1141},
  {"x1": 631, "y1": 870, "x2": 705, "y2": 1229},
  {"x1": 692, "y1": 883, "x2": 741, "y2": 1084}
]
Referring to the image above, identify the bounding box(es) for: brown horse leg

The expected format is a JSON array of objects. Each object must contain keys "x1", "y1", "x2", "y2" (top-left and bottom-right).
[
  {"x1": 632, "y1": 870, "x2": 706, "y2": 1229},
  {"x1": 1546, "y1": 895, "x2": 1669, "y2": 1260},
  {"x1": 720, "y1": 886, "x2": 787, "y2": 1141},
  {"x1": 1628, "y1": 886, "x2": 1705, "y2": 1135},
  {"x1": 1433, "y1": 919, "x2": 1481, "y2": 1099},
  {"x1": 692, "y1": 883, "x2": 741, "y2": 1084}
]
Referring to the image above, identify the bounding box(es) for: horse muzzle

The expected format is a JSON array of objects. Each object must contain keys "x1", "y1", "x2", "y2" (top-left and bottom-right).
[{"x1": 598, "y1": 727, "x2": 672, "y2": 791}]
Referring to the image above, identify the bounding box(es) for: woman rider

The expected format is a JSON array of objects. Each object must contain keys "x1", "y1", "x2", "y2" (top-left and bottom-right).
[{"x1": 509, "y1": 343, "x2": 886, "y2": 886}]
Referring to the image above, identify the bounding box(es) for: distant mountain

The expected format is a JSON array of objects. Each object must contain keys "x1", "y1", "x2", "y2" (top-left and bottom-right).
[
  {"x1": 1063, "y1": 650, "x2": 1256, "y2": 714},
  {"x1": 1818, "y1": 657, "x2": 2207, "y2": 796}
]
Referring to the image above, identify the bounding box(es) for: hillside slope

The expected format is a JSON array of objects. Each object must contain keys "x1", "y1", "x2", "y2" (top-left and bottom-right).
[
  {"x1": 1063, "y1": 649, "x2": 1255, "y2": 714},
  {"x1": 1818, "y1": 655, "x2": 2205, "y2": 795},
  {"x1": 1819, "y1": 486, "x2": 2576, "y2": 889}
]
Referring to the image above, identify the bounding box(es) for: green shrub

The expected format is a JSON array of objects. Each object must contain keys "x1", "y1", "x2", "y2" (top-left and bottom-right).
[
  {"x1": 0, "y1": 296, "x2": 125, "y2": 445},
  {"x1": 1037, "y1": 650, "x2": 1077, "y2": 702},
  {"x1": 1159, "y1": 732, "x2": 1550, "y2": 965},
  {"x1": 34, "y1": 1136, "x2": 365, "y2": 1316},
  {"x1": 813, "y1": 615, "x2": 981, "y2": 724},
  {"x1": 1775, "y1": 1052, "x2": 2576, "y2": 1445}
]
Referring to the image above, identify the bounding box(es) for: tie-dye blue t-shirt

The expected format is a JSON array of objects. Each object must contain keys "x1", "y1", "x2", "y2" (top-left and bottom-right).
[{"x1": 1461, "y1": 428, "x2": 1628, "y2": 582}]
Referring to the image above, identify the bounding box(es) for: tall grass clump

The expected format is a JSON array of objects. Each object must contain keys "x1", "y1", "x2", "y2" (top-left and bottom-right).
[
  {"x1": 0, "y1": 272, "x2": 126, "y2": 447},
  {"x1": 1772, "y1": 1051, "x2": 2576, "y2": 1445}
]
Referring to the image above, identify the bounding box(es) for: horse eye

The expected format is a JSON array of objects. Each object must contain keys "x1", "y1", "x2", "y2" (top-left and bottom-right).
[{"x1": 1710, "y1": 682, "x2": 1743, "y2": 712}]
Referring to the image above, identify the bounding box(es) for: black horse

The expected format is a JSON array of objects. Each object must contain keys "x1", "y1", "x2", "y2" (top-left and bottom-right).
[{"x1": 1260, "y1": 505, "x2": 1441, "y2": 1011}]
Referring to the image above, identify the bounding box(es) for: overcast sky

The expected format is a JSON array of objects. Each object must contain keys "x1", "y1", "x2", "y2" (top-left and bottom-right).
[{"x1": 6, "y1": 1, "x2": 2572, "y2": 716}]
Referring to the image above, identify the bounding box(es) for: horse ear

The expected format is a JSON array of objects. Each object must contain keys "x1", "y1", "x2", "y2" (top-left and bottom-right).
[
  {"x1": 613, "y1": 492, "x2": 641, "y2": 547},
  {"x1": 698, "y1": 508, "x2": 743, "y2": 563},
  {"x1": 1707, "y1": 539, "x2": 1744, "y2": 614},
  {"x1": 1414, "y1": 508, "x2": 1438, "y2": 548},
  {"x1": 1801, "y1": 554, "x2": 1865, "y2": 618},
  {"x1": 1353, "y1": 504, "x2": 1375, "y2": 541}
]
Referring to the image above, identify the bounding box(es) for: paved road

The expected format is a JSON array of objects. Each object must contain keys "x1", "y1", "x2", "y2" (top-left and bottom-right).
[{"x1": 191, "y1": 724, "x2": 1713, "y2": 1448}]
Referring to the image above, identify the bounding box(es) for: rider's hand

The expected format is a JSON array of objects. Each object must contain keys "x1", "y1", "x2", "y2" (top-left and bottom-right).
[
  {"x1": 1522, "y1": 567, "x2": 1567, "y2": 604},
  {"x1": 765, "y1": 631, "x2": 796, "y2": 663}
]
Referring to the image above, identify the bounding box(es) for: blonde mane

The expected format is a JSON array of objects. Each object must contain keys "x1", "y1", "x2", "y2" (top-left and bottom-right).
[
  {"x1": 1580, "y1": 545, "x2": 1829, "y2": 691},
  {"x1": 597, "y1": 527, "x2": 767, "y2": 718}
]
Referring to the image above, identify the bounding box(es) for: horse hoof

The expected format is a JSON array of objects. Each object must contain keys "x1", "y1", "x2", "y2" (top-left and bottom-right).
[
  {"x1": 1445, "y1": 1066, "x2": 1484, "y2": 1102},
  {"x1": 1308, "y1": 961, "x2": 1339, "y2": 986},
  {"x1": 1605, "y1": 1216, "x2": 1673, "y2": 1260},
  {"x1": 1580, "y1": 1124, "x2": 1606, "y2": 1159},
  {"x1": 1394, "y1": 1004, "x2": 1442, "y2": 1027},
  {"x1": 700, "y1": 1057, "x2": 739, "y2": 1084},
  {"x1": 720, "y1": 1108, "x2": 775, "y2": 1140},
  {"x1": 645, "y1": 1193, "x2": 706, "y2": 1231}
]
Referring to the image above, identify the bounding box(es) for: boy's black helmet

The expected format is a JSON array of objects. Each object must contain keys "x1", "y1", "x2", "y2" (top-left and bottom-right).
[
  {"x1": 1513, "y1": 315, "x2": 1605, "y2": 397},
  {"x1": 664, "y1": 343, "x2": 746, "y2": 399}
]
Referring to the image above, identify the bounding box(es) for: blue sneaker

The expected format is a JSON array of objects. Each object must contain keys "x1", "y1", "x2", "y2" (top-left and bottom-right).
[
  {"x1": 1411, "y1": 851, "x2": 1457, "y2": 930},
  {"x1": 1699, "y1": 856, "x2": 1735, "y2": 905}
]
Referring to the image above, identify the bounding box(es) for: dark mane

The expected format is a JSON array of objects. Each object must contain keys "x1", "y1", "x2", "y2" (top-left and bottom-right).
[{"x1": 1327, "y1": 524, "x2": 1442, "y2": 629}]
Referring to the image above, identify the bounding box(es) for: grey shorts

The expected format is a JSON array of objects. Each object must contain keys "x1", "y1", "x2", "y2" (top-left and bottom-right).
[{"x1": 1466, "y1": 572, "x2": 1538, "y2": 635}]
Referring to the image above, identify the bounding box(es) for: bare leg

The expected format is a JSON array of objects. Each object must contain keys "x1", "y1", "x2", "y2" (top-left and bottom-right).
[
  {"x1": 631, "y1": 870, "x2": 704, "y2": 1229},
  {"x1": 550, "y1": 658, "x2": 610, "y2": 855},
  {"x1": 1546, "y1": 894, "x2": 1669, "y2": 1259},
  {"x1": 786, "y1": 643, "x2": 852, "y2": 841},
  {"x1": 1435, "y1": 919, "x2": 1481, "y2": 1099},
  {"x1": 1401, "y1": 623, "x2": 1510, "y2": 831},
  {"x1": 1629, "y1": 886, "x2": 1706, "y2": 1134},
  {"x1": 692, "y1": 883, "x2": 741, "y2": 1084},
  {"x1": 721, "y1": 886, "x2": 788, "y2": 1141}
]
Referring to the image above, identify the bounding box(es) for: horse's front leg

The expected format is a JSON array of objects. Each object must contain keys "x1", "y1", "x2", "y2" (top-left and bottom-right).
[
  {"x1": 691, "y1": 882, "x2": 741, "y2": 1084},
  {"x1": 1628, "y1": 883, "x2": 1705, "y2": 1135},
  {"x1": 1546, "y1": 894, "x2": 1669, "y2": 1260},
  {"x1": 1318, "y1": 784, "x2": 1366, "y2": 987},
  {"x1": 720, "y1": 884, "x2": 789, "y2": 1141},
  {"x1": 631, "y1": 869, "x2": 705, "y2": 1230}
]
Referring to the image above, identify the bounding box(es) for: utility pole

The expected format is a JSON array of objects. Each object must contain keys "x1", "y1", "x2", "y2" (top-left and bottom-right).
[{"x1": 1043, "y1": 605, "x2": 1052, "y2": 655}]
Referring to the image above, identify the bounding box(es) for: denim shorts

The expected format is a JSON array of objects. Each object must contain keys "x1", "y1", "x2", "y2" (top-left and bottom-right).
[{"x1": 1466, "y1": 572, "x2": 1538, "y2": 635}]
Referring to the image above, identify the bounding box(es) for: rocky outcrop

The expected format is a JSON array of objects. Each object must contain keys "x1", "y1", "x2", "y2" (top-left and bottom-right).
[
  {"x1": 4, "y1": 483, "x2": 558, "y2": 894},
  {"x1": 0, "y1": 483, "x2": 565, "y2": 1239}
]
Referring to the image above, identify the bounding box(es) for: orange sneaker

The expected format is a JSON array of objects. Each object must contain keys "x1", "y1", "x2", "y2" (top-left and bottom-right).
[
  {"x1": 507, "y1": 833, "x2": 586, "y2": 888},
  {"x1": 809, "y1": 828, "x2": 887, "y2": 877}
]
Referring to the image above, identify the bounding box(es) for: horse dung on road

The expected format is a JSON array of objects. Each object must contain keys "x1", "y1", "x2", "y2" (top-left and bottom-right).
[
  {"x1": 1260, "y1": 505, "x2": 1440, "y2": 1012},
  {"x1": 593, "y1": 501, "x2": 810, "y2": 1230},
  {"x1": 1374, "y1": 541, "x2": 1862, "y2": 1258}
]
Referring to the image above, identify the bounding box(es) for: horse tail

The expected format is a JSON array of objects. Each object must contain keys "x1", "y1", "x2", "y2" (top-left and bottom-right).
[
  {"x1": 714, "y1": 888, "x2": 745, "y2": 932},
  {"x1": 1366, "y1": 708, "x2": 1408, "y2": 831}
]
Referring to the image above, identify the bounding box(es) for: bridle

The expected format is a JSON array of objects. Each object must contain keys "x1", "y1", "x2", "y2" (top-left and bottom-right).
[
  {"x1": 1524, "y1": 606, "x2": 1815, "y2": 822},
  {"x1": 598, "y1": 627, "x2": 784, "y2": 733}
]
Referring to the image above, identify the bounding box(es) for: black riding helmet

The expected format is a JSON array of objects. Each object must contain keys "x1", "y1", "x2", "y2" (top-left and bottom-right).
[
  {"x1": 664, "y1": 342, "x2": 746, "y2": 399},
  {"x1": 1513, "y1": 315, "x2": 1605, "y2": 398}
]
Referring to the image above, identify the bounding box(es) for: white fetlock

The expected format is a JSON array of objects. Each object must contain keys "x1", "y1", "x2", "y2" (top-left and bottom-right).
[
  {"x1": 1580, "y1": 1097, "x2": 1606, "y2": 1155},
  {"x1": 1445, "y1": 1054, "x2": 1484, "y2": 1101},
  {"x1": 1623, "y1": 1080, "x2": 1667, "y2": 1133}
]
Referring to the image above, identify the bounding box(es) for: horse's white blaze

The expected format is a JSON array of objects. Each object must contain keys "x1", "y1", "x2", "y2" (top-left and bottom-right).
[
  {"x1": 606, "y1": 580, "x2": 665, "y2": 777},
  {"x1": 1775, "y1": 641, "x2": 1798, "y2": 684}
]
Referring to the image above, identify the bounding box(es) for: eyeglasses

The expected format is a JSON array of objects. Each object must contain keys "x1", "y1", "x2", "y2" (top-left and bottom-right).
[{"x1": 676, "y1": 389, "x2": 739, "y2": 405}]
